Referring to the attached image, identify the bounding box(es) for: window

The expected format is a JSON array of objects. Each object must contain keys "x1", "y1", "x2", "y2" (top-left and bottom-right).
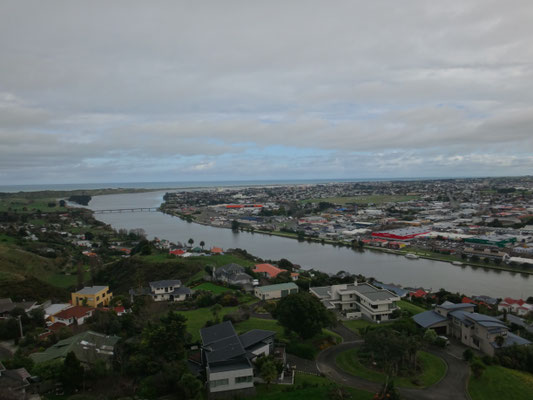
[
  {"x1": 96, "y1": 296, "x2": 100, "y2": 301},
  {"x1": 235, "y1": 376, "x2": 253, "y2": 384},
  {"x1": 211, "y1": 378, "x2": 229, "y2": 387}
]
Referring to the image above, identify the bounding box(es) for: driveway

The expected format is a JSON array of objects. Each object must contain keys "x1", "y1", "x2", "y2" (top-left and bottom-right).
[{"x1": 315, "y1": 324, "x2": 470, "y2": 400}]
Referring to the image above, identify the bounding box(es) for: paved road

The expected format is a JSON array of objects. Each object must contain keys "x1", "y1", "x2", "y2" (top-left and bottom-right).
[{"x1": 315, "y1": 324, "x2": 470, "y2": 400}]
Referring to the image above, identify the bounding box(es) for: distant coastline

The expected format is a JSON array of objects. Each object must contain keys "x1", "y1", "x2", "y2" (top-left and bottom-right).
[{"x1": 0, "y1": 175, "x2": 520, "y2": 193}]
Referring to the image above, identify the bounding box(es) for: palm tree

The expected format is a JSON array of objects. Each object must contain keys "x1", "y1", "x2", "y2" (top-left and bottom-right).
[
  {"x1": 188, "y1": 238, "x2": 194, "y2": 248},
  {"x1": 200, "y1": 240, "x2": 205, "y2": 250}
]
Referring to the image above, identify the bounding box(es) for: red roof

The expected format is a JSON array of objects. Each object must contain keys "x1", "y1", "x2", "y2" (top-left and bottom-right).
[
  {"x1": 54, "y1": 306, "x2": 94, "y2": 320},
  {"x1": 48, "y1": 321, "x2": 68, "y2": 332},
  {"x1": 211, "y1": 247, "x2": 223, "y2": 253},
  {"x1": 410, "y1": 289, "x2": 427, "y2": 298},
  {"x1": 254, "y1": 263, "x2": 287, "y2": 278},
  {"x1": 169, "y1": 249, "x2": 186, "y2": 256},
  {"x1": 503, "y1": 297, "x2": 525, "y2": 306},
  {"x1": 462, "y1": 296, "x2": 474, "y2": 304}
]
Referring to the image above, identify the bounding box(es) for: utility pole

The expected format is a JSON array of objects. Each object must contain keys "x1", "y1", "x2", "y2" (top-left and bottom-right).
[{"x1": 18, "y1": 315, "x2": 23, "y2": 338}]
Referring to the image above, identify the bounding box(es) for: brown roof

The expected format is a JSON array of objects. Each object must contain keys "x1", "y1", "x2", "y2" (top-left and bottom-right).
[{"x1": 54, "y1": 306, "x2": 94, "y2": 320}]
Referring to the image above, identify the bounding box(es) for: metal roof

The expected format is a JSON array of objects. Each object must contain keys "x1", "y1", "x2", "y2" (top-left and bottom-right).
[
  {"x1": 149, "y1": 280, "x2": 182, "y2": 288},
  {"x1": 239, "y1": 329, "x2": 276, "y2": 349},
  {"x1": 75, "y1": 286, "x2": 108, "y2": 295},
  {"x1": 255, "y1": 282, "x2": 298, "y2": 293},
  {"x1": 413, "y1": 310, "x2": 448, "y2": 328}
]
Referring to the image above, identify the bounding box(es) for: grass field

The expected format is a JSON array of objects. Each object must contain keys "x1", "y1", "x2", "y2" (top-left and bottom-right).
[
  {"x1": 193, "y1": 282, "x2": 234, "y2": 293},
  {"x1": 469, "y1": 365, "x2": 533, "y2": 400},
  {"x1": 177, "y1": 306, "x2": 240, "y2": 341},
  {"x1": 336, "y1": 348, "x2": 446, "y2": 388},
  {"x1": 301, "y1": 195, "x2": 419, "y2": 206},
  {"x1": 398, "y1": 300, "x2": 427, "y2": 315},
  {"x1": 253, "y1": 372, "x2": 374, "y2": 400},
  {"x1": 343, "y1": 319, "x2": 378, "y2": 335},
  {"x1": 0, "y1": 197, "x2": 68, "y2": 213}
]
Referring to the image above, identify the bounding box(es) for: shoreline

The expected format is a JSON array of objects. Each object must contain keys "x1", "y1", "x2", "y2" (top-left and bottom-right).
[{"x1": 161, "y1": 209, "x2": 533, "y2": 277}]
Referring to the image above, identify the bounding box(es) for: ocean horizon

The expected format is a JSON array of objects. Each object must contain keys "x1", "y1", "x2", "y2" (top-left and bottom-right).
[{"x1": 0, "y1": 176, "x2": 493, "y2": 193}]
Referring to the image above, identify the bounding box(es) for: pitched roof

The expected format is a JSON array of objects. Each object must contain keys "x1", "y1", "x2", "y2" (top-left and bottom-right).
[
  {"x1": 437, "y1": 301, "x2": 475, "y2": 310},
  {"x1": 149, "y1": 279, "x2": 182, "y2": 289},
  {"x1": 253, "y1": 263, "x2": 286, "y2": 278},
  {"x1": 255, "y1": 282, "x2": 298, "y2": 293},
  {"x1": 30, "y1": 330, "x2": 120, "y2": 364},
  {"x1": 413, "y1": 310, "x2": 448, "y2": 328},
  {"x1": 239, "y1": 329, "x2": 276, "y2": 349},
  {"x1": 54, "y1": 306, "x2": 94, "y2": 320}
]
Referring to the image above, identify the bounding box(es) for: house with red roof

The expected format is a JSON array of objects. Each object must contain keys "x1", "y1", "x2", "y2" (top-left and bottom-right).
[
  {"x1": 210, "y1": 247, "x2": 224, "y2": 254},
  {"x1": 169, "y1": 249, "x2": 186, "y2": 256},
  {"x1": 498, "y1": 297, "x2": 533, "y2": 316},
  {"x1": 410, "y1": 289, "x2": 428, "y2": 298},
  {"x1": 254, "y1": 263, "x2": 286, "y2": 279},
  {"x1": 52, "y1": 306, "x2": 95, "y2": 326}
]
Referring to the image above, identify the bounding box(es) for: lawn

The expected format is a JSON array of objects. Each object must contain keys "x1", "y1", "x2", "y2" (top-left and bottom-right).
[
  {"x1": 301, "y1": 195, "x2": 419, "y2": 206},
  {"x1": 398, "y1": 300, "x2": 427, "y2": 315},
  {"x1": 0, "y1": 197, "x2": 67, "y2": 213},
  {"x1": 193, "y1": 282, "x2": 234, "y2": 293},
  {"x1": 343, "y1": 319, "x2": 376, "y2": 335},
  {"x1": 469, "y1": 365, "x2": 533, "y2": 400},
  {"x1": 336, "y1": 348, "x2": 446, "y2": 388},
  {"x1": 177, "y1": 306, "x2": 240, "y2": 342},
  {"x1": 253, "y1": 372, "x2": 375, "y2": 400}
]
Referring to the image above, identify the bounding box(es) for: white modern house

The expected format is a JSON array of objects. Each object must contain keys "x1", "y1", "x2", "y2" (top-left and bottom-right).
[
  {"x1": 148, "y1": 280, "x2": 192, "y2": 302},
  {"x1": 310, "y1": 281, "x2": 400, "y2": 322}
]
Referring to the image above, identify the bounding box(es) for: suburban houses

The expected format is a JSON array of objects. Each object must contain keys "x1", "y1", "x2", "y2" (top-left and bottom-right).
[
  {"x1": 212, "y1": 263, "x2": 253, "y2": 287},
  {"x1": 148, "y1": 279, "x2": 192, "y2": 302},
  {"x1": 310, "y1": 281, "x2": 400, "y2": 322}
]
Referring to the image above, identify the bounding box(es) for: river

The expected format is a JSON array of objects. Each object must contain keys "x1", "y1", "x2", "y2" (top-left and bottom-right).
[{"x1": 88, "y1": 191, "x2": 532, "y2": 298}]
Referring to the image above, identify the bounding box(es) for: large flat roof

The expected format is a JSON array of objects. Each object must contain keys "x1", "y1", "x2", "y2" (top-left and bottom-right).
[{"x1": 74, "y1": 286, "x2": 108, "y2": 295}]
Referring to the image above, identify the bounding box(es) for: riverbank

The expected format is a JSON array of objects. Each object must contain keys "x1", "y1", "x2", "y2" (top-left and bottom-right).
[{"x1": 161, "y1": 209, "x2": 533, "y2": 277}]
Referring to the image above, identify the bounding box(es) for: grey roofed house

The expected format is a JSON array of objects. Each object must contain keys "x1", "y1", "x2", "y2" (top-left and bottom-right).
[
  {"x1": 0, "y1": 298, "x2": 38, "y2": 317},
  {"x1": 149, "y1": 279, "x2": 182, "y2": 289},
  {"x1": 413, "y1": 310, "x2": 448, "y2": 328},
  {"x1": 200, "y1": 320, "x2": 276, "y2": 394},
  {"x1": 0, "y1": 362, "x2": 30, "y2": 394},
  {"x1": 213, "y1": 263, "x2": 253, "y2": 286},
  {"x1": 413, "y1": 302, "x2": 532, "y2": 356}
]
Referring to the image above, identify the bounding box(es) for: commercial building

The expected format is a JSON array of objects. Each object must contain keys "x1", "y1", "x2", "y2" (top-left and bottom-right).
[
  {"x1": 371, "y1": 227, "x2": 431, "y2": 241},
  {"x1": 200, "y1": 321, "x2": 275, "y2": 395},
  {"x1": 71, "y1": 286, "x2": 112, "y2": 308},
  {"x1": 310, "y1": 281, "x2": 400, "y2": 322},
  {"x1": 254, "y1": 282, "x2": 299, "y2": 300},
  {"x1": 464, "y1": 235, "x2": 517, "y2": 248},
  {"x1": 413, "y1": 301, "x2": 531, "y2": 356}
]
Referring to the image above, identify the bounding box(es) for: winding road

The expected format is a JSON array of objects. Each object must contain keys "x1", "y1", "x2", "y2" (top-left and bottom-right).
[{"x1": 316, "y1": 324, "x2": 471, "y2": 400}]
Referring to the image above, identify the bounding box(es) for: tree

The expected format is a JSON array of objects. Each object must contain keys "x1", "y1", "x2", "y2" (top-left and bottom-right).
[
  {"x1": 231, "y1": 220, "x2": 240, "y2": 232},
  {"x1": 61, "y1": 351, "x2": 84, "y2": 393},
  {"x1": 273, "y1": 292, "x2": 335, "y2": 339},
  {"x1": 210, "y1": 304, "x2": 223, "y2": 323},
  {"x1": 199, "y1": 240, "x2": 205, "y2": 250},
  {"x1": 188, "y1": 238, "x2": 194, "y2": 247},
  {"x1": 463, "y1": 349, "x2": 474, "y2": 362},
  {"x1": 471, "y1": 360, "x2": 486, "y2": 379},
  {"x1": 260, "y1": 359, "x2": 278, "y2": 388},
  {"x1": 179, "y1": 373, "x2": 203, "y2": 400}
]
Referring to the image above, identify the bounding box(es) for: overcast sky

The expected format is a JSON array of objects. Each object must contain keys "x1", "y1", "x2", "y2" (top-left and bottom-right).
[{"x1": 1, "y1": 1, "x2": 532, "y2": 184}]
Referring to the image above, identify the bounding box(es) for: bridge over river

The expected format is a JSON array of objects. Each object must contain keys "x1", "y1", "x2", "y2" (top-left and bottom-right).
[{"x1": 93, "y1": 207, "x2": 159, "y2": 214}]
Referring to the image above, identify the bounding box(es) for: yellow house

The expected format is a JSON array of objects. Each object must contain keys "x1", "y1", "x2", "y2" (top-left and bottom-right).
[{"x1": 71, "y1": 285, "x2": 113, "y2": 308}]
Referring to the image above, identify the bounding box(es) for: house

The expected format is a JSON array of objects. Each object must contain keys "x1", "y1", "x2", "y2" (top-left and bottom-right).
[
  {"x1": 254, "y1": 283, "x2": 299, "y2": 300},
  {"x1": 30, "y1": 330, "x2": 120, "y2": 367},
  {"x1": 200, "y1": 320, "x2": 275, "y2": 395},
  {"x1": 169, "y1": 249, "x2": 186, "y2": 256},
  {"x1": 44, "y1": 303, "x2": 73, "y2": 321},
  {"x1": 310, "y1": 281, "x2": 400, "y2": 322},
  {"x1": 52, "y1": 306, "x2": 95, "y2": 326},
  {"x1": 0, "y1": 362, "x2": 31, "y2": 397},
  {"x1": 71, "y1": 286, "x2": 112, "y2": 308},
  {"x1": 149, "y1": 280, "x2": 192, "y2": 302},
  {"x1": 213, "y1": 263, "x2": 253, "y2": 287},
  {"x1": 0, "y1": 298, "x2": 39, "y2": 319},
  {"x1": 498, "y1": 298, "x2": 533, "y2": 316},
  {"x1": 413, "y1": 301, "x2": 532, "y2": 356},
  {"x1": 211, "y1": 247, "x2": 224, "y2": 254},
  {"x1": 253, "y1": 263, "x2": 299, "y2": 280}
]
